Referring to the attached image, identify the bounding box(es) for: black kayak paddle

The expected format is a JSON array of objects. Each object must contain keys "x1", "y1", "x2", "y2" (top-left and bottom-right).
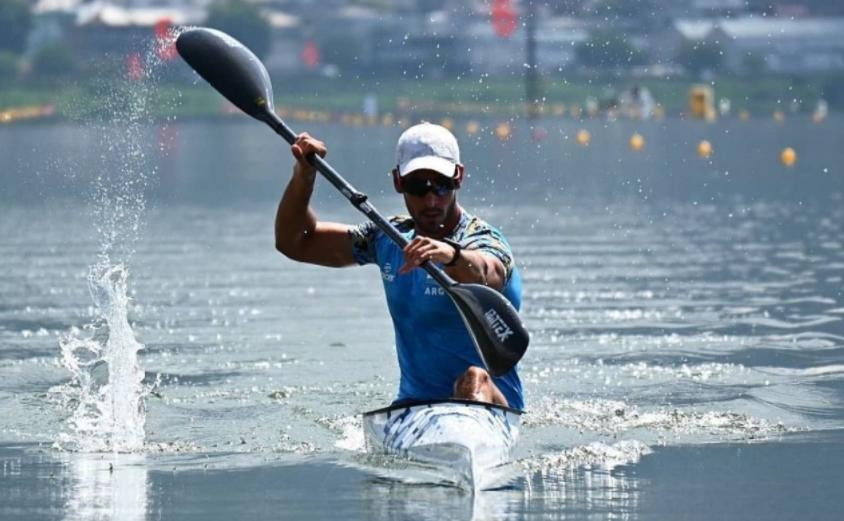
[{"x1": 175, "y1": 27, "x2": 528, "y2": 376}]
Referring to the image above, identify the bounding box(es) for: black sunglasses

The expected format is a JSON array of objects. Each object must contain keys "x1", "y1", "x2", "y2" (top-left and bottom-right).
[{"x1": 401, "y1": 176, "x2": 457, "y2": 197}]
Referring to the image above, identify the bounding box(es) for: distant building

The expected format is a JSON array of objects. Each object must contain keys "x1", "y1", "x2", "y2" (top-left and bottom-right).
[
  {"x1": 463, "y1": 16, "x2": 589, "y2": 75},
  {"x1": 30, "y1": 1, "x2": 205, "y2": 60},
  {"x1": 307, "y1": 6, "x2": 472, "y2": 77},
  {"x1": 315, "y1": 4, "x2": 385, "y2": 72},
  {"x1": 77, "y1": 3, "x2": 204, "y2": 61},
  {"x1": 301, "y1": 3, "x2": 590, "y2": 78},
  {"x1": 31, "y1": 1, "x2": 307, "y2": 74},
  {"x1": 262, "y1": 10, "x2": 303, "y2": 73},
  {"x1": 28, "y1": 1, "x2": 844, "y2": 79},
  {"x1": 691, "y1": 0, "x2": 746, "y2": 16},
  {"x1": 673, "y1": 16, "x2": 844, "y2": 73}
]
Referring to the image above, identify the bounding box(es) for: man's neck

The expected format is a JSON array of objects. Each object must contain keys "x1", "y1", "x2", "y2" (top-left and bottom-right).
[{"x1": 427, "y1": 204, "x2": 462, "y2": 240}]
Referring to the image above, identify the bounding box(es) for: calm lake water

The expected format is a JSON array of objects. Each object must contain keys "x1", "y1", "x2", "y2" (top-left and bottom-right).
[{"x1": 1, "y1": 116, "x2": 843, "y2": 520}]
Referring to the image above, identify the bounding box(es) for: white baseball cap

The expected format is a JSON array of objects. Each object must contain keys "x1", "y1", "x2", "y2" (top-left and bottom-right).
[{"x1": 395, "y1": 122, "x2": 461, "y2": 177}]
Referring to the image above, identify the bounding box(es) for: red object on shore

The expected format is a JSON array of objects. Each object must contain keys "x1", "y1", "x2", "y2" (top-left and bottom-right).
[
  {"x1": 491, "y1": 0, "x2": 518, "y2": 38},
  {"x1": 154, "y1": 19, "x2": 177, "y2": 61},
  {"x1": 302, "y1": 40, "x2": 320, "y2": 69}
]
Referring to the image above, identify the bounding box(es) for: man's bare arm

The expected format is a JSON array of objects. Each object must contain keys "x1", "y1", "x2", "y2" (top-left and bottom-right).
[
  {"x1": 274, "y1": 133, "x2": 356, "y2": 268},
  {"x1": 447, "y1": 249, "x2": 506, "y2": 289},
  {"x1": 398, "y1": 237, "x2": 507, "y2": 290}
]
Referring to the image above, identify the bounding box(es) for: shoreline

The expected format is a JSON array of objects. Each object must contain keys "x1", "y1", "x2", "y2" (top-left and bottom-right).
[
  {"x1": 0, "y1": 74, "x2": 837, "y2": 125},
  {"x1": 0, "y1": 100, "x2": 834, "y2": 127}
]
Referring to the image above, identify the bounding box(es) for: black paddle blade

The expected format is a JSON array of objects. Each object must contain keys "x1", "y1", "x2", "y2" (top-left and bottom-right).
[
  {"x1": 448, "y1": 283, "x2": 529, "y2": 377},
  {"x1": 176, "y1": 27, "x2": 274, "y2": 121}
]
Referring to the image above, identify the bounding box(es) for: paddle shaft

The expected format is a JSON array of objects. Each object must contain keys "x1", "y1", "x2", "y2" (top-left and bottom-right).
[
  {"x1": 174, "y1": 26, "x2": 528, "y2": 376},
  {"x1": 262, "y1": 111, "x2": 458, "y2": 290}
]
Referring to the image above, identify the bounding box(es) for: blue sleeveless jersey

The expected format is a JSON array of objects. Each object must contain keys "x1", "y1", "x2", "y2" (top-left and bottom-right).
[{"x1": 349, "y1": 211, "x2": 524, "y2": 410}]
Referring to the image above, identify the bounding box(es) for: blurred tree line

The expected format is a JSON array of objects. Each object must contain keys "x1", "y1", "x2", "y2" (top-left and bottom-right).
[
  {"x1": 576, "y1": 33, "x2": 646, "y2": 69},
  {"x1": 0, "y1": 0, "x2": 31, "y2": 84},
  {"x1": 206, "y1": 0, "x2": 271, "y2": 60}
]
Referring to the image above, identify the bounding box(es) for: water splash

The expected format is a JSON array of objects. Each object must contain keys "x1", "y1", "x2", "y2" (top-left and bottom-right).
[
  {"x1": 317, "y1": 415, "x2": 365, "y2": 452},
  {"x1": 53, "y1": 34, "x2": 179, "y2": 452},
  {"x1": 523, "y1": 398, "x2": 791, "y2": 441},
  {"x1": 518, "y1": 440, "x2": 652, "y2": 475},
  {"x1": 55, "y1": 264, "x2": 148, "y2": 452}
]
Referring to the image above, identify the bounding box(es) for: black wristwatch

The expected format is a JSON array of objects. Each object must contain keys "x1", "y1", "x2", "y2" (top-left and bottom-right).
[{"x1": 442, "y1": 238, "x2": 462, "y2": 267}]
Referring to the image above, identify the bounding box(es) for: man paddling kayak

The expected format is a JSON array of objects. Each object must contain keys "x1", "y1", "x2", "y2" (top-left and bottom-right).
[{"x1": 274, "y1": 122, "x2": 523, "y2": 410}]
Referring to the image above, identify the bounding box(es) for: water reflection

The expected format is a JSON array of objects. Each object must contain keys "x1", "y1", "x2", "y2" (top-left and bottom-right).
[
  {"x1": 522, "y1": 466, "x2": 640, "y2": 520},
  {"x1": 355, "y1": 463, "x2": 639, "y2": 521},
  {"x1": 360, "y1": 479, "x2": 522, "y2": 521},
  {"x1": 61, "y1": 453, "x2": 148, "y2": 521}
]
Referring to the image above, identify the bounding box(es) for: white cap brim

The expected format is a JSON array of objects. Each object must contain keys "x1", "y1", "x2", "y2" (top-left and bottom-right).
[{"x1": 399, "y1": 156, "x2": 457, "y2": 177}]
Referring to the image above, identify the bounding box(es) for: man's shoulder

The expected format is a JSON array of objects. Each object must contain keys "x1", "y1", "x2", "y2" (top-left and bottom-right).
[
  {"x1": 454, "y1": 211, "x2": 515, "y2": 278},
  {"x1": 350, "y1": 216, "x2": 413, "y2": 266},
  {"x1": 455, "y1": 211, "x2": 508, "y2": 241},
  {"x1": 353, "y1": 215, "x2": 414, "y2": 239}
]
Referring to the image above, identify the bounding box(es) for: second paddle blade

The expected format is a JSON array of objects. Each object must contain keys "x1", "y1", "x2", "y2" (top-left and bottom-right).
[
  {"x1": 176, "y1": 27, "x2": 275, "y2": 120},
  {"x1": 448, "y1": 283, "x2": 529, "y2": 377}
]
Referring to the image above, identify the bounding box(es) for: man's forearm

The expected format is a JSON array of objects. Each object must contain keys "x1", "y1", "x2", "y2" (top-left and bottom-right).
[
  {"x1": 275, "y1": 171, "x2": 318, "y2": 259},
  {"x1": 445, "y1": 250, "x2": 504, "y2": 289}
]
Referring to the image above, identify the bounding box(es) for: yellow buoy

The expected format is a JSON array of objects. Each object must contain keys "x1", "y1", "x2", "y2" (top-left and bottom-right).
[
  {"x1": 576, "y1": 129, "x2": 591, "y2": 146},
  {"x1": 494, "y1": 122, "x2": 512, "y2": 141},
  {"x1": 629, "y1": 132, "x2": 645, "y2": 152},
  {"x1": 780, "y1": 147, "x2": 797, "y2": 167},
  {"x1": 689, "y1": 84, "x2": 716, "y2": 120},
  {"x1": 465, "y1": 120, "x2": 481, "y2": 135},
  {"x1": 440, "y1": 117, "x2": 455, "y2": 131},
  {"x1": 739, "y1": 109, "x2": 750, "y2": 121},
  {"x1": 773, "y1": 110, "x2": 785, "y2": 123},
  {"x1": 697, "y1": 140, "x2": 713, "y2": 158}
]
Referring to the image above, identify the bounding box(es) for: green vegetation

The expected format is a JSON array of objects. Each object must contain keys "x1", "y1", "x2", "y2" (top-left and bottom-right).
[
  {"x1": 0, "y1": 73, "x2": 839, "y2": 121},
  {"x1": 270, "y1": 74, "x2": 837, "y2": 116},
  {"x1": 31, "y1": 43, "x2": 79, "y2": 79},
  {"x1": 206, "y1": 0, "x2": 272, "y2": 60},
  {"x1": 0, "y1": 0, "x2": 32, "y2": 55},
  {"x1": 593, "y1": 0, "x2": 658, "y2": 19},
  {"x1": 0, "y1": 52, "x2": 18, "y2": 86},
  {"x1": 0, "y1": 0, "x2": 30, "y2": 87},
  {"x1": 675, "y1": 41, "x2": 724, "y2": 76},
  {"x1": 576, "y1": 32, "x2": 646, "y2": 68}
]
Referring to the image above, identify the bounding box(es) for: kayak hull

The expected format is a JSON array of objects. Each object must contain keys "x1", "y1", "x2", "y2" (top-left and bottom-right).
[{"x1": 362, "y1": 399, "x2": 522, "y2": 491}]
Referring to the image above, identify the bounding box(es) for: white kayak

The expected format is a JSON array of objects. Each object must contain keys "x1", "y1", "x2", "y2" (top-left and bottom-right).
[{"x1": 362, "y1": 399, "x2": 522, "y2": 491}]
